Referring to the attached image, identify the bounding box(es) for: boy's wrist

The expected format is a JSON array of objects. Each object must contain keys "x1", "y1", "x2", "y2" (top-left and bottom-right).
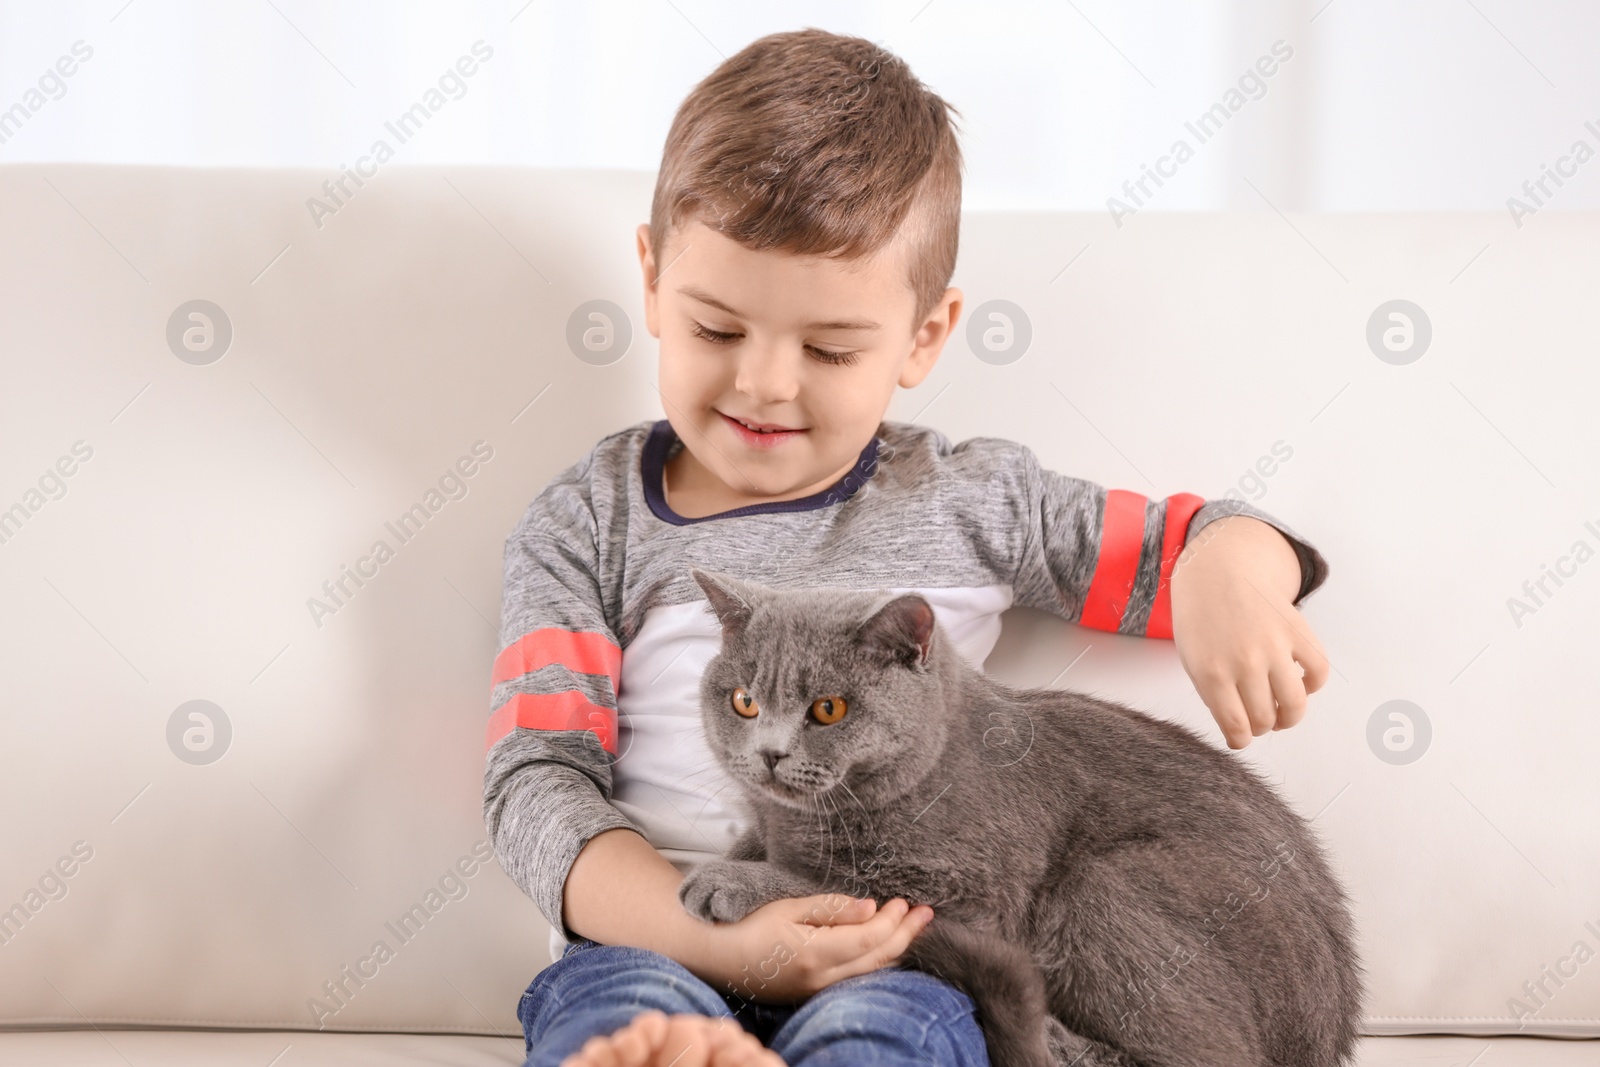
[
  {"x1": 666, "y1": 908, "x2": 740, "y2": 987},
  {"x1": 1174, "y1": 515, "x2": 1301, "y2": 604}
]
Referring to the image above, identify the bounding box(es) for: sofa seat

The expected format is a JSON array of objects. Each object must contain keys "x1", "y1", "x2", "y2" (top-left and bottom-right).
[{"x1": 0, "y1": 1031, "x2": 1594, "y2": 1065}]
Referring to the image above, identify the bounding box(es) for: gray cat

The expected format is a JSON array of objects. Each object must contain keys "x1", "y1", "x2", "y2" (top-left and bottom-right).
[{"x1": 677, "y1": 567, "x2": 1364, "y2": 1067}]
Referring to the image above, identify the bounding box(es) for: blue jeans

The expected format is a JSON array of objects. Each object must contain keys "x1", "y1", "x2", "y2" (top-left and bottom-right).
[{"x1": 518, "y1": 936, "x2": 991, "y2": 1066}]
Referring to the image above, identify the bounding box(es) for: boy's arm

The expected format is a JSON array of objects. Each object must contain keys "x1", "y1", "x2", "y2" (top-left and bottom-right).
[
  {"x1": 1004, "y1": 442, "x2": 1330, "y2": 747},
  {"x1": 482, "y1": 516, "x2": 709, "y2": 965},
  {"x1": 1008, "y1": 442, "x2": 1327, "y2": 637}
]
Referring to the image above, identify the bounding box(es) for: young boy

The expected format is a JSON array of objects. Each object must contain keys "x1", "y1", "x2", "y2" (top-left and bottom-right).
[{"x1": 487, "y1": 28, "x2": 1330, "y2": 1067}]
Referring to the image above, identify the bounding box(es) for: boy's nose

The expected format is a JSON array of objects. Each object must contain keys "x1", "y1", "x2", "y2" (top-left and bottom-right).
[{"x1": 734, "y1": 347, "x2": 800, "y2": 404}]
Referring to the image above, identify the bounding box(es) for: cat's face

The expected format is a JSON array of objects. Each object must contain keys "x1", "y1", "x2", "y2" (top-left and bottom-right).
[{"x1": 690, "y1": 566, "x2": 952, "y2": 812}]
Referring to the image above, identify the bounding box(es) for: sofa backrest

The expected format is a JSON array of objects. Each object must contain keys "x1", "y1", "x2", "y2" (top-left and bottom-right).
[{"x1": 1, "y1": 164, "x2": 1595, "y2": 1037}]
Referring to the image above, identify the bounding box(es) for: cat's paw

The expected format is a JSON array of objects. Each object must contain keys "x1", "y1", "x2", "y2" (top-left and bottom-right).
[{"x1": 678, "y1": 860, "x2": 768, "y2": 924}]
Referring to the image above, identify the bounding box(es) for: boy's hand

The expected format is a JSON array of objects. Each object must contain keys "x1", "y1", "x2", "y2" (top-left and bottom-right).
[
  {"x1": 1168, "y1": 516, "x2": 1330, "y2": 749},
  {"x1": 689, "y1": 893, "x2": 934, "y2": 1006}
]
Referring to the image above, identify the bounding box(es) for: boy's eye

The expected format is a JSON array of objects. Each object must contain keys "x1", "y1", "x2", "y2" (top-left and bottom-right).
[
  {"x1": 691, "y1": 322, "x2": 740, "y2": 345},
  {"x1": 689, "y1": 321, "x2": 860, "y2": 367}
]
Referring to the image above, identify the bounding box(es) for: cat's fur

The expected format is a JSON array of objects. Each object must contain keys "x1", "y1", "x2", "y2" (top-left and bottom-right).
[{"x1": 677, "y1": 567, "x2": 1364, "y2": 1067}]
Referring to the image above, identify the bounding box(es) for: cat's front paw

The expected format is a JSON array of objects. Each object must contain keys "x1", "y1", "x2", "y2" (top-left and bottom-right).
[{"x1": 678, "y1": 860, "x2": 769, "y2": 924}]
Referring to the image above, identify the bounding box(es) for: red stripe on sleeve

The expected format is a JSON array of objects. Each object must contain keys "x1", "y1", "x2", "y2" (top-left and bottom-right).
[
  {"x1": 491, "y1": 628, "x2": 621, "y2": 690},
  {"x1": 1145, "y1": 493, "x2": 1206, "y2": 640},
  {"x1": 1079, "y1": 489, "x2": 1148, "y2": 632},
  {"x1": 484, "y1": 691, "x2": 619, "y2": 755}
]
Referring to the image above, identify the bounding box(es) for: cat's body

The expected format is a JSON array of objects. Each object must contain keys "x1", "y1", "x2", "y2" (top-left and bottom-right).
[{"x1": 678, "y1": 568, "x2": 1364, "y2": 1067}]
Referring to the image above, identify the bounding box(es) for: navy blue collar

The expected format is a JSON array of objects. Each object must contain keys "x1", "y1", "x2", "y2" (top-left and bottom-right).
[{"x1": 642, "y1": 419, "x2": 881, "y2": 525}]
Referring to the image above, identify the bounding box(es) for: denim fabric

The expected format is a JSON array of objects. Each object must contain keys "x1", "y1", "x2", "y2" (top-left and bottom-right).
[{"x1": 517, "y1": 937, "x2": 991, "y2": 1066}]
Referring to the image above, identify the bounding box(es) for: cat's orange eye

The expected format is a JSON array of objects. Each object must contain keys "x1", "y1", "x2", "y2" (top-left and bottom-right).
[
  {"x1": 810, "y1": 696, "x2": 848, "y2": 725},
  {"x1": 731, "y1": 687, "x2": 759, "y2": 718}
]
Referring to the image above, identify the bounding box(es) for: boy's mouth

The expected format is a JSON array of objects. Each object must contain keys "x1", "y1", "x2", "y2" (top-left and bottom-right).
[{"x1": 719, "y1": 410, "x2": 806, "y2": 446}]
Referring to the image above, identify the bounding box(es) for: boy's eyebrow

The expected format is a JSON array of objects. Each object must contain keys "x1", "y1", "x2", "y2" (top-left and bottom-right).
[{"x1": 676, "y1": 285, "x2": 881, "y2": 332}]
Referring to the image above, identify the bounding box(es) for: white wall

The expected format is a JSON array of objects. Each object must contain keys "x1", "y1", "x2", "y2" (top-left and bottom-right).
[{"x1": 1, "y1": 0, "x2": 1598, "y2": 217}]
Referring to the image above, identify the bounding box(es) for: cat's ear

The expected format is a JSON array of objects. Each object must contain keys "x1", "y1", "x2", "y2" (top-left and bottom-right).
[
  {"x1": 856, "y1": 593, "x2": 936, "y2": 672},
  {"x1": 690, "y1": 567, "x2": 756, "y2": 639}
]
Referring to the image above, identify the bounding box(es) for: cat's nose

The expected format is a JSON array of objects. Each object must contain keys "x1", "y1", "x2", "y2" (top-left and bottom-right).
[{"x1": 761, "y1": 749, "x2": 784, "y2": 771}]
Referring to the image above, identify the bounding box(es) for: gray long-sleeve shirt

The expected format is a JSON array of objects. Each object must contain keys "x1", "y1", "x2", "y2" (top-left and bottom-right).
[{"x1": 482, "y1": 418, "x2": 1328, "y2": 963}]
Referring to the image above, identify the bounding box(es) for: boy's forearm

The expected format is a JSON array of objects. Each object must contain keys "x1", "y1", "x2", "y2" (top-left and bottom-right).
[{"x1": 563, "y1": 826, "x2": 718, "y2": 970}]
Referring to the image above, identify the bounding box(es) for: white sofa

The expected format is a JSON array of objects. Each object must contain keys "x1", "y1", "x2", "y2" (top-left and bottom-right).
[{"x1": 1, "y1": 164, "x2": 1595, "y2": 1065}]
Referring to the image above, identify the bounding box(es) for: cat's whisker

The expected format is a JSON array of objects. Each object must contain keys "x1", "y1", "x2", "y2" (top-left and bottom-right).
[
  {"x1": 824, "y1": 789, "x2": 860, "y2": 889},
  {"x1": 834, "y1": 778, "x2": 881, "y2": 850},
  {"x1": 672, "y1": 765, "x2": 733, "y2": 791},
  {"x1": 811, "y1": 792, "x2": 836, "y2": 887},
  {"x1": 819, "y1": 793, "x2": 832, "y2": 883},
  {"x1": 668, "y1": 752, "x2": 734, "y2": 777},
  {"x1": 665, "y1": 759, "x2": 742, "y2": 793},
  {"x1": 819, "y1": 792, "x2": 839, "y2": 888}
]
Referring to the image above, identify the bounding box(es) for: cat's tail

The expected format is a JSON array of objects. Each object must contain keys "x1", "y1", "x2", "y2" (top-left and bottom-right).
[{"x1": 895, "y1": 917, "x2": 1053, "y2": 1067}]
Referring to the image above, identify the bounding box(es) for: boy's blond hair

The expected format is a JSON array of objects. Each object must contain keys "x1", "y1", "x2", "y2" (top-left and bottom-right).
[{"x1": 648, "y1": 28, "x2": 964, "y2": 330}]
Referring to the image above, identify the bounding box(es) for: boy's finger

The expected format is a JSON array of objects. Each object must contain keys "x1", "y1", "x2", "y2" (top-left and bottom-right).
[
  {"x1": 797, "y1": 893, "x2": 875, "y2": 927},
  {"x1": 1268, "y1": 658, "x2": 1308, "y2": 731},
  {"x1": 884, "y1": 904, "x2": 935, "y2": 954},
  {"x1": 1204, "y1": 682, "x2": 1252, "y2": 750},
  {"x1": 848, "y1": 902, "x2": 933, "y2": 971},
  {"x1": 1237, "y1": 672, "x2": 1277, "y2": 736},
  {"x1": 1295, "y1": 631, "x2": 1332, "y2": 696},
  {"x1": 808, "y1": 897, "x2": 906, "y2": 960},
  {"x1": 854, "y1": 897, "x2": 914, "y2": 951}
]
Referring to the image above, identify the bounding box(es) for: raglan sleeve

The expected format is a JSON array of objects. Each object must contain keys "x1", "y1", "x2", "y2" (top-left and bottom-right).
[
  {"x1": 482, "y1": 473, "x2": 643, "y2": 942},
  {"x1": 1006, "y1": 442, "x2": 1329, "y2": 639}
]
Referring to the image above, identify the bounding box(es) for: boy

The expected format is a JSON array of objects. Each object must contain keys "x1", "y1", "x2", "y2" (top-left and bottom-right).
[{"x1": 487, "y1": 28, "x2": 1330, "y2": 1067}]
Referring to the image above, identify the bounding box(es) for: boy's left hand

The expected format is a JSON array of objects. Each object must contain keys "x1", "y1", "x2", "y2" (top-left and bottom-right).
[{"x1": 1168, "y1": 516, "x2": 1330, "y2": 749}]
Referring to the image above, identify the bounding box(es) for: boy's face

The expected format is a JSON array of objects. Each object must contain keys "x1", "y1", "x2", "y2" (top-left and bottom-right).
[{"x1": 637, "y1": 218, "x2": 962, "y2": 504}]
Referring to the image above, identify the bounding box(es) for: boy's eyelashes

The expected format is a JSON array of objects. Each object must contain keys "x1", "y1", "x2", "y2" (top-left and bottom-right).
[{"x1": 687, "y1": 320, "x2": 861, "y2": 367}]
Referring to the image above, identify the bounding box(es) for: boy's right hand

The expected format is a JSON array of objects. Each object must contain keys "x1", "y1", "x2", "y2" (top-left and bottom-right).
[{"x1": 694, "y1": 893, "x2": 935, "y2": 1006}]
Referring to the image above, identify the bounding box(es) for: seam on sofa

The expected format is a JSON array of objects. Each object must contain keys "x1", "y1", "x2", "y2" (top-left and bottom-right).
[{"x1": 0, "y1": 1019, "x2": 523, "y2": 1034}]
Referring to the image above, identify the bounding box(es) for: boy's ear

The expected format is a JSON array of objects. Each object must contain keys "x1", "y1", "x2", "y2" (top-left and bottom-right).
[
  {"x1": 899, "y1": 286, "x2": 963, "y2": 389},
  {"x1": 637, "y1": 222, "x2": 660, "y2": 339},
  {"x1": 691, "y1": 566, "x2": 757, "y2": 638}
]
